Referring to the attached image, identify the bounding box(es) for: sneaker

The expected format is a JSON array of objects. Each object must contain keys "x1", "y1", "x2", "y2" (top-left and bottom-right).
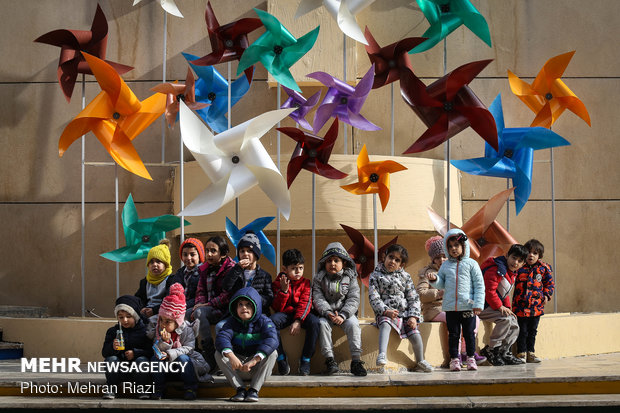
[
  {"x1": 474, "y1": 352, "x2": 487, "y2": 364},
  {"x1": 184, "y1": 389, "x2": 197, "y2": 400},
  {"x1": 376, "y1": 352, "x2": 387, "y2": 366},
  {"x1": 230, "y1": 387, "x2": 246, "y2": 402},
  {"x1": 502, "y1": 350, "x2": 525, "y2": 365},
  {"x1": 466, "y1": 356, "x2": 478, "y2": 371},
  {"x1": 102, "y1": 392, "x2": 116, "y2": 400},
  {"x1": 516, "y1": 352, "x2": 527, "y2": 363},
  {"x1": 350, "y1": 359, "x2": 367, "y2": 376},
  {"x1": 299, "y1": 359, "x2": 311, "y2": 376},
  {"x1": 324, "y1": 357, "x2": 339, "y2": 375},
  {"x1": 277, "y1": 355, "x2": 291, "y2": 376},
  {"x1": 449, "y1": 358, "x2": 461, "y2": 371},
  {"x1": 415, "y1": 359, "x2": 434, "y2": 373},
  {"x1": 244, "y1": 388, "x2": 259, "y2": 402},
  {"x1": 481, "y1": 345, "x2": 505, "y2": 366},
  {"x1": 527, "y1": 352, "x2": 542, "y2": 363}
]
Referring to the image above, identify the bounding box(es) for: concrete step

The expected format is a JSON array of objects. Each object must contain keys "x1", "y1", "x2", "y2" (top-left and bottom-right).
[{"x1": 0, "y1": 306, "x2": 48, "y2": 318}]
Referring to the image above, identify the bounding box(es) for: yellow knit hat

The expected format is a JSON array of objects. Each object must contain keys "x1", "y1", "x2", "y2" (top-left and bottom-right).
[{"x1": 146, "y1": 239, "x2": 172, "y2": 285}]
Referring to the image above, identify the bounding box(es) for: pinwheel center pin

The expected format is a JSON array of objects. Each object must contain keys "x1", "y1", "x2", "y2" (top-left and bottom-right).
[
  {"x1": 503, "y1": 149, "x2": 514, "y2": 159},
  {"x1": 545, "y1": 93, "x2": 553, "y2": 100},
  {"x1": 113, "y1": 112, "x2": 121, "y2": 120},
  {"x1": 440, "y1": 4, "x2": 451, "y2": 13},
  {"x1": 176, "y1": 94, "x2": 185, "y2": 102},
  {"x1": 142, "y1": 235, "x2": 150, "y2": 243},
  {"x1": 231, "y1": 155, "x2": 240, "y2": 164},
  {"x1": 293, "y1": 102, "x2": 302, "y2": 109},
  {"x1": 443, "y1": 102, "x2": 454, "y2": 112},
  {"x1": 225, "y1": 39, "x2": 234, "y2": 48},
  {"x1": 307, "y1": 148, "x2": 318, "y2": 158},
  {"x1": 207, "y1": 92, "x2": 217, "y2": 101},
  {"x1": 359, "y1": 255, "x2": 367, "y2": 263},
  {"x1": 273, "y1": 45, "x2": 283, "y2": 55},
  {"x1": 340, "y1": 97, "x2": 348, "y2": 104},
  {"x1": 477, "y1": 237, "x2": 488, "y2": 247},
  {"x1": 388, "y1": 60, "x2": 396, "y2": 69},
  {"x1": 369, "y1": 173, "x2": 379, "y2": 182}
]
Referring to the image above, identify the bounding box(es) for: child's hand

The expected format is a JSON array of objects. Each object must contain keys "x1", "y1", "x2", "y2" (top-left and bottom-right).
[
  {"x1": 426, "y1": 273, "x2": 437, "y2": 282},
  {"x1": 141, "y1": 307, "x2": 154, "y2": 317},
  {"x1": 241, "y1": 356, "x2": 260, "y2": 372},
  {"x1": 239, "y1": 259, "x2": 251, "y2": 269},
  {"x1": 498, "y1": 306, "x2": 515, "y2": 318},
  {"x1": 160, "y1": 329, "x2": 171, "y2": 343},
  {"x1": 226, "y1": 353, "x2": 243, "y2": 370},
  {"x1": 290, "y1": 320, "x2": 301, "y2": 336},
  {"x1": 384, "y1": 309, "x2": 399, "y2": 319},
  {"x1": 329, "y1": 312, "x2": 344, "y2": 325},
  {"x1": 113, "y1": 339, "x2": 121, "y2": 351},
  {"x1": 473, "y1": 308, "x2": 481, "y2": 315},
  {"x1": 279, "y1": 274, "x2": 290, "y2": 293},
  {"x1": 124, "y1": 350, "x2": 134, "y2": 361},
  {"x1": 406, "y1": 317, "x2": 417, "y2": 330}
]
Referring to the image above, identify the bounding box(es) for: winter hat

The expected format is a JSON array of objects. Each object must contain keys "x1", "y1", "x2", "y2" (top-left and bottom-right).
[
  {"x1": 146, "y1": 239, "x2": 172, "y2": 285},
  {"x1": 425, "y1": 235, "x2": 444, "y2": 260},
  {"x1": 159, "y1": 283, "x2": 186, "y2": 327},
  {"x1": 179, "y1": 237, "x2": 205, "y2": 263},
  {"x1": 237, "y1": 232, "x2": 261, "y2": 259},
  {"x1": 114, "y1": 295, "x2": 142, "y2": 324},
  {"x1": 318, "y1": 242, "x2": 355, "y2": 269}
]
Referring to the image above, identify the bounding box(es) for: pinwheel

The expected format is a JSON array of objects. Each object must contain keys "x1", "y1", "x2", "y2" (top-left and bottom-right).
[
  {"x1": 237, "y1": 8, "x2": 319, "y2": 92},
  {"x1": 308, "y1": 65, "x2": 380, "y2": 133},
  {"x1": 508, "y1": 51, "x2": 591, "y2": 129},
  {"x1": 409, "y1": 0, "x2": 491, "y2": 55},
  {"x1": 58, "y1": 53, "x2": 166, "y2": 181},
  {"x1": 178, "y1": 100, "x2": 294, "y2": 218},
  {"x1": 341, "y1": 144, "x2": 406, "y2": 211},
  {"x1": 188, "y1": 1, "x2": 262, "y2": 82},
  {"x1": 427, "y1": 188, "x2": 518, "y2": 264},
  {"x1": 34, "y1": 4, "x2": 133, "y2": 102},
  {"x1": 101, "y1": 194, "x2": 190, "y2": 263},
  {"x1": 225, "y1": 216, "x2": 276, "y2": 266},
  {"x1": 278, "y1": 118, "x2": 348, "y2": 187},
  {"x1": 183, "y1": 52, "x2": 251, "y2": 133},
  {"x1": 401, "y1": 59, "x2": 497, "y2": 154},
  {"x1": 295, "y1": 0, "x2": 374, "y2": 45},
  {"x1": 340, "y1": 224, "x2": 398, "y2": 286},
  {"x1": 132, "y1": 0, "x2": 183, "y2": 18},
  {"x1": 451, "y1": 94, "x2": 571, "y2": 214},
  {"x1": 280, "y1": 86, "x2": 321, "y2": 131},
  {"x1": 151, "y1": 68, "x2": 209, "y2": 128}
]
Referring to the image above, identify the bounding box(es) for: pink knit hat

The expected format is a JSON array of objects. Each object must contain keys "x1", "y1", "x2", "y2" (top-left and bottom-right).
[
  {"x1": 159, "y1": 283, "x2": 186, "y2": 327},
  {"x1": 425, "y1": 235, "x2": 444, "y2": 260}
]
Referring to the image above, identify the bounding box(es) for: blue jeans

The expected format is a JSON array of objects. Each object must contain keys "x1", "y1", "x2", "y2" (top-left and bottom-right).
[
  {"x1": 270, "y1": 312, "x2": 319, "y2": 360},
  {"x1": 151, "y1": 354, "x2": 197, "y2": 391},
  {"x1": 104, "y1": 355, "x2": 150, "y2": 392}
]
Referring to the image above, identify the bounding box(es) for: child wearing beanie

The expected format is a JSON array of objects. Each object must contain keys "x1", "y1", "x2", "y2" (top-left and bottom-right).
[
  {"x1": 147, "y1": 283, "x2": 213, "y2": 400},
  {"x1": 135, "y1": 239, "x2": 173, "y2": 318},
  {"x1": 165, "y1": 237, "x2": 205, "y2": 320}
]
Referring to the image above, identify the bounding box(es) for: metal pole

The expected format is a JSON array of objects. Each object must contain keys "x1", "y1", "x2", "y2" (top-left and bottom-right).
[
  {"x1": 115, "y1": 166, "x2": 119, "y2": 298},
  {"x1": 161, "y1": 12, "x2": 168, "y2": 163},
  {"x1": 180, "y1": 127, "x2": 185, "y2": 241},
  {"x1": 312, "y1": 174, "x2": 316, "y2": 278},
  {"x1": 443, "y1": 38, "x2": 450, "y2": 225},
  {"x1": 390, "y1": 83, "x2": 395, "y2": 156},
  {"x1": 550, "y1": 147, "x2": 557, "y2": 313},
  {"x1": 276, "y1": 85, "x2": 281, "y2": 271},
  {"x1": 370, "y1": 193, "x2": 379, "y2": 319},
  {"x1": 506, "y1": 179, "x2": 510, "y2": 231},
  {"x1": 81, "y1": 74, "x2": 86, "y2": 317},
  {"x1": 343, "y1": 33, "x2": 348, "y2": 155}
]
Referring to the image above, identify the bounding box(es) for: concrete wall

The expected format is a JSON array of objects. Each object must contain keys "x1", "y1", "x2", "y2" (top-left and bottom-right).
[{"x1": 0, "y1": 0, "x2": 618, "y2": 316}]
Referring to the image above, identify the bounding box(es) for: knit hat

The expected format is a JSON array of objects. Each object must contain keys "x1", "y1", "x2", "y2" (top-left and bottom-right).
[
  {"x1": 146, "y1": 239, "x2": 172, "y2": 285},
  {"x1": 159, "y1": 283, "x2": 186, "y2": 327},
  {"x1": 318, "y1": 242, "x2": 355, "y2": 269},
  {"x1": 179, "y1": 237, "x2": 205, "y2": 263},
  {"x1": 237, "y1": 232, "x2": 261, "y2": 259},
  {"x1": 114, "y1": 295, "x2": 142, "y2": 324},
  {"x1": 425, "y1": 235, "x2": 444, "y2": 260}
]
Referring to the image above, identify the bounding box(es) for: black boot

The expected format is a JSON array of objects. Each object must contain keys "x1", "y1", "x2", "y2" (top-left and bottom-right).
[
  {"x1": 324, "y1": 357, "x2": 339, "y2": 375},
  {"x1": 201, "y1": 338, "x2": 218, "y2": 374},
  {"x1": 481, "y1": 345, "x2": 505, "y2": 366},
  {"x1": 502, "y1": 349, "x2": 525, "y2": 365}
]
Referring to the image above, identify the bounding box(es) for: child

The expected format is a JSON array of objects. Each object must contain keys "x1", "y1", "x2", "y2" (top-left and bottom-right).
[
  {"x1": 215, "y1": 287, "x2": 278, "y2": 403},
  {"x1": 369, "y1": 244, "x2": 433, "y2": 372},
  {"x1": 312, "y1": 242, "x2": 367, "y2": 376},
  {"x1": 101, "y1": 295, "x2": 152, "y2": 399},
  {"x1": 478, "y1": 244, "x2": 529, "y2": 366},
  {"x1": 428, "y1": 229, "x2": 485, "y2": 371},
  {"x1": 135, "y1": 239, "x2": 173, "y2": 318},
  {"x1": 270, "y1": 249, "x2": 320, "y2": 376},
  {"x1": 222, "y1": 232, "x2": 274, "y2": 315},
  {"x1": 148, "y1": 283, "x2": 212, "y2": 400},
  {"x1": 192, "y1": 235, "x2": 236, "y2": 372},
  {"x1": 165, "y1": 238, "x2": 205, "y2": 320},
  {"x1": 512, "y1": 239, "x2": 555, "y2": 363}
]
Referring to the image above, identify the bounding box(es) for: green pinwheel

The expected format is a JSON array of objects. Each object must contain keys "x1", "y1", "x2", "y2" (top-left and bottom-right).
[
  {"x1": 100, "y1": 194, "x2": 190, "y2": 263},
  {"x1": 237, "y1": 8, "x2": 319, "y2": 92}
]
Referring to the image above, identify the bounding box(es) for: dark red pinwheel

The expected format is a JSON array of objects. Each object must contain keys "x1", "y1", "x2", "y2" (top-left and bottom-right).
[
  {"x1": 277, "y1": 118, "x2": 348, "y2": 188},
  {"x1": 400, "y1": 59, "x2": 497, "y2": 154},
  {"x1": 189, "y1": 1, "x2": 263, "y2": 82},
  {"x1": 34, "y1": 4, "x2": 133, "y2": 102},
  {"x1": 340, "y1": 224, "x2": 398, "y2": 287},
  {"x1": 151, "y1": 68, "x2": 209, "y2": 128}
]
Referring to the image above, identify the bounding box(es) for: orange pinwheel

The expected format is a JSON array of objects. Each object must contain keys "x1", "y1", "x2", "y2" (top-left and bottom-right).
[
  {"x1": 151, "y1": 68, "x2": 208, "y2": 128},
  {"x1": 341, "y1": 144, "x2": 407, "y2": 211},
  {"x1": 508, "y1": 51, "x2": 591, "y2": 128},
  {"x1": 58, "y1": 52, "x2": 166, "y2": 180}
]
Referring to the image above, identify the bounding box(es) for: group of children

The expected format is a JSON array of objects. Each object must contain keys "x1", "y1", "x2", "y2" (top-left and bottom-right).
[{"x1": 101, "y1": 229, "x2": 554, "y2": 401}]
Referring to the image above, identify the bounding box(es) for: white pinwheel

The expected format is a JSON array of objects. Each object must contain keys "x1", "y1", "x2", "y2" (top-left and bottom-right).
[
  {"x1": 132, "y1": 0, "x2": 183, "y2": 18},
  {"x1": 178, "y1": 101, "x2": 293, "y2": 219}
]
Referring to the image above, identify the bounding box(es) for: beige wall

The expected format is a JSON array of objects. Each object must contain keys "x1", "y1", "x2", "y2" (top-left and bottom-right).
[{"x1": 0, "y1": 0, "x2": 618, "y2": 316}]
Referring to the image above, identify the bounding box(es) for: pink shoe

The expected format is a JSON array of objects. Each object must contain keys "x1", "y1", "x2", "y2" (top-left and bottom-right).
[
  {"x1": 466, "y1": 356, "x2": 478, "y2": 371},
  {"x1": 449, "y1": 358, "x2": 461, "y2": 371}
]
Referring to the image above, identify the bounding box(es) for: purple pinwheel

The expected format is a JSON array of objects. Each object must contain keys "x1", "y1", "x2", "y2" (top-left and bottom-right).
[
  {"x1": 280, "y1": 86, "x2": 321, "y2": 131},
  {"x1": 308, "y1": 64, "x2": 380, "y2": 133}
]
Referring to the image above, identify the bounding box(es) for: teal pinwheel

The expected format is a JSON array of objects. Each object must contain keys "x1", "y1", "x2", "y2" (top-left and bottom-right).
[
  {"x1": 450, "y1": 94, "x2": 570, "y2": 214},
  {"x1": 237, "y1": 8, "x2": 319, "y2": 92},
  {"x1": 100, "y1": 194, "x2": 190, "y2": 263},
  {"x1": 226, "y1": 216, "x2": 276, "y2": 266},
  {"x1": 409, "y1": 0, "x2": 491, "y2": 55}
]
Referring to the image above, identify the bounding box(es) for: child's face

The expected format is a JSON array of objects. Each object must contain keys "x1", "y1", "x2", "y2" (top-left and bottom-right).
[
  {"x1": 507, "y1": 254, "x2": 526, "y2": 273},
  {"x1": 236, "y1": 299, "x2": 254, "y2": 321},
  {"x1": 447, "y1": 239, "x2": 463, "y2": 259},
  {"x1": 526, "y1": 250, "x2": 540, "y2": 266},
  {"x1": 384, "y1": 251, "x2": 403, "y2": 272},
  {"x1": 283, "y1": 263, "x2": 304, "y2": 281},
  {"x1": 159, "y1": 316, "x2": 178, "y2": 333},
  {"x1": 205, "y1": 241, "x2": 222, "y2": 265},
  {"x1": 117, "y1": 310, "x2": 135, "y2": 329},
  {"x1": 432, "y1": 254, "x2": 447, "y2": 270},
  {"x1": 148, "y1": 258, "x2": 166, "y2": 275},
  {"x1": 181, "y1": 246, "x2": 200, "y2": 269},
  {"x1": 325, "y1": 256, "x2": 343, "y2": 274},
  {"x1": 238, "y1": 246, "x2": 257, "y2": 267}
]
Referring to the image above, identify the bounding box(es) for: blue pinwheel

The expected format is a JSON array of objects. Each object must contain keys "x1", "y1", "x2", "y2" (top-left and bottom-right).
[
  {"x1": 183, "y1": 52, "x2": 251, "y2": 133},
  {"x1": 451, "y1": 94, "x2": 570, "y2": 214},
  {"x1": 225, "y1": 216, "x2": 276, "y2": 266},
  {"x1": 409, "y1": 0, "x2": 491, "y2": 55}
]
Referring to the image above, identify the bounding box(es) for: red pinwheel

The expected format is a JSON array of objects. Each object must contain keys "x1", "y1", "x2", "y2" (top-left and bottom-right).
[
  {"x1": 340, "y1": 224, "x2": 398, "y2": 287},
  {"x1": 34, "y1": 4, "x2": 133, "y2": 102},
  {"x1": 401, "y1": 59, "x2": 497, "y2": 154},
  {"x1": 189, "y1": 1, "x2": 263, "y2": 82},
  {"x1": 278, "y1": 118, "x2": 348, "y2": 188},
  {"x1": 151, "y1": 68, "x2": 209, "y2": 128}
]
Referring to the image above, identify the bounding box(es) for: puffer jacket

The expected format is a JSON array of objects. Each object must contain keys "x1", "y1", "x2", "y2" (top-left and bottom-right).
[
  {"x1": 222, "y1": 264, "x2": 274, "y2": 315},
  {"x1": 431, "y1": 228, "x2": 485, "y2": 311},
  {"x1": 481, "y1": 255, "x2": 516, "y2": 310},
  {"x1": 512, "y1": 260, "x2": 554, "y2": 317},
  {"x1": 416, "y1": 264, "x2": 444, "y2": 322},
  {"x1": 271, "y1": 273, "x2": 313, "y2": 321},
  {"x1": 369, "y1": 263, "x2": 421, "y2": 321}
]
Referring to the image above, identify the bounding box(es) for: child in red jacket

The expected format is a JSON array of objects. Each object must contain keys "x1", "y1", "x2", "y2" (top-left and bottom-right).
[
  {"x1": 270, "y1": 249, "x2": 319, "y2": 376},
  {"x1": 478, "y1": 244, "x2": 528, "y2": 366}
]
